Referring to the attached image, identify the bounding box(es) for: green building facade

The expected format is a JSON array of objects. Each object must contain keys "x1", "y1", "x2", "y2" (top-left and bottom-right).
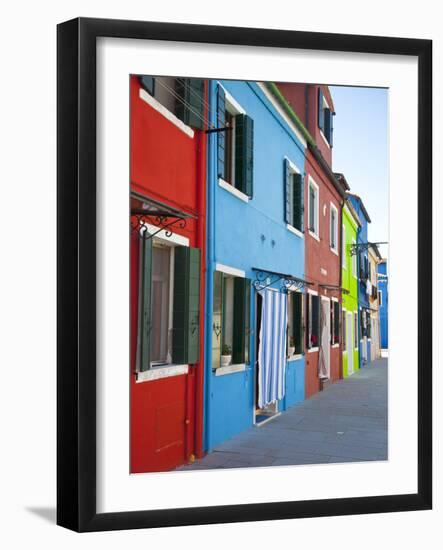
[{"x1": 341, "y1": 202, "x2": 361, "y2": 377}]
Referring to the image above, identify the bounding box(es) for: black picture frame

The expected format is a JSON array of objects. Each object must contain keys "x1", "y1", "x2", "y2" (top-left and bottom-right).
[{"x1": 57, "y1": 17, "x2": 432, "y2": 532}]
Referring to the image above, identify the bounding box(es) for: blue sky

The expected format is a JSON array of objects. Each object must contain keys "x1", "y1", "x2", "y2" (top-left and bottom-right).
[{"x1": 329, "y1": 86, "x2": 389, "y2": 259}]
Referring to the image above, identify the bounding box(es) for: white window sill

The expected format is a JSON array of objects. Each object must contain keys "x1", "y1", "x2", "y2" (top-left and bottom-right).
[
  {"x1": 286, "y1": 224, "x2": 304, "y2": 238},
  {"x1": 332, "y1": 344, "x2": 340, "y2": 348},
  {"x1": 136, "y1": 364, "x2": 189, "y2": 382},
  {"x1": 308, "y1": 347, "x2": 319, "y2": 353},
  {"x1": 343, "y1": 350, "x2": 348, "y2": 354},
  {"x1": 320, "y1": 129, "x2": 331, "y2": 149},
  {"x1": 215, "y1": 363, "x2": 246, "y2": 376},
  {"x1": 308, "y1": 230, "x2": 320, "y2": 242},
  {"x1": 287, "y1": 354, "x2": 303, "y2": 361},
  {"x1": 218, "y1": 178, "x2": 249, "y2": 203},
  {"x1": 330, "y1": 247, "x2": 339, "y2": 256},
  {"x1": 139, "y1": 88, "x2": 195, "y2": 139}
]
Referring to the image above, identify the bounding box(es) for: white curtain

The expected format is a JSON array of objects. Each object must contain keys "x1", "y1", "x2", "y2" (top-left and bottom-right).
[{"x1": 258, "y1": 289, "x2": 288, "y2": 408}]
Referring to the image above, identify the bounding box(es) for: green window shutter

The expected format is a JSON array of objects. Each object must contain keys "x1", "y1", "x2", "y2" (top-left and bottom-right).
[
  {"x1": 318, "y1": 89, "x2": 325, "y2": 131},
  {"x1": 293, "y1": 292, "x2": 303, "y2": 355},
  {"x1": 175, "y1": 78, "x2": 205, "y2": 129},
  {"x1": 217, "y1": 85, "x2": 226, "y2": 179},
  {"x1": 232, "y1": 277, "x2": 251, "y2": 364},
  {"x1": 138, "y1": 236, "x2": 152, "y2": 372},
  {"x1": 235, "y1": 114, "x2": 254, "y2": 198},
  {"x1": 293, "y1": 172, "x2": 304, "y2": 232},
  {"x1": 284, "y1": 158, "x2": 293, "y2": 225},
  {"x1": 139, "y1": 75, "x2": 155, "y2": 96},
  {"x1": 172, "y1": 246, "x2": 201, "y2": 365},
  {"x1": 324, "y1": 107, "x2": 332, "y2": 144},
  {"x1": 244, "y1": 279, "x2": 251, "y2": 364},
  {"x1": 212, "y1": 271, "x2": 223, "y2": 369}
]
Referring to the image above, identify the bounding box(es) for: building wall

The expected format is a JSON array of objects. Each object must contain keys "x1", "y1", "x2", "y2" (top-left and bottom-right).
[
  {"x1": 304, "y1": 148, "x2": 343, "y2": 398},
  {"x1": 378, "y1": 260, "x2": 389, "y2": 349},
  {"x1": 342, "y1": 205, "x2": 359, "y2": 377},
  {"x1": 130, "y1": 76, "x2": 206, "y2": 472},
  {"x1": 368, "y1": 247, "x2": 381, "y2": 361},
  {"x1": 205, "y1": 80, "x2": 307, "y2": 451}
]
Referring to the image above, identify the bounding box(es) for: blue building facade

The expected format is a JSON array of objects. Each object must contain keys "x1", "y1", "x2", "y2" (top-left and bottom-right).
[
  {"x1": 377, "y1": 260, "x2": 388, "y2": 350},
  {"x1": 204, "y1": 80, "x2": 308, "y2": 451},
  {"x1": 347, "y1": 193, "x2": 372, "y2": 368}
]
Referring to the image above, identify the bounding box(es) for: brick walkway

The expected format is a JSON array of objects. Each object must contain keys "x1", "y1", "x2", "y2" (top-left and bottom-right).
[{"x1": 177, "y1": 358, "x2": 387, "y2": 470}]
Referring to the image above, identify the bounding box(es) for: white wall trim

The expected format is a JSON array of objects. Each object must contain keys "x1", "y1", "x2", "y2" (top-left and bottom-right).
[
  {"x1": 257, "y1": 83, "x2": 307, "y2": 148},
  {"x1": 308, "y1": 175, "x2": 320, "y2": 239},
  {"x1": 330, "y1": 201, "x2": 339, "y2": 254},
  {"x1": 136, "y1": 364, "x2": 189, "y2": 382},
  {"x1": 217, "y1": 83, "x2": 246, "y2": 115},
  {"x1": 284, "y1": 156, "x2": 301, "y2": 174},
  {"x1": 288, "y1": 353, "x2": 303, "y2": 361},
  {"x1": 308, "y1": 347, "x2": 319, "y2": 353},
  {"x1": 215, "y1": 363, "x2": 246, "y2": 376},
  {"x1": 218, "y1": 178, "x2": 249, "y2": 203},
  {"x1": 307, "y1": 288, "x2": 319, "y2": 296},
  {"x1": 321, "y1": 295, "x2": 331, "y2": 302},
  {"x1": 309, "y1": 230, "x2": 320, "y2": 242},
  {"x1": 331, "y1": 297, "x2": 339, "y2": 302},
  {"x1": 286, "y1": 224, "x2": 304, "y2": 239},
  {"x1": 139, "y1": 88, "x2": 194, "y2": 139},
  {"x1": 216, "y1": 263, "x2": 246, "y2": 278},
  {"x1": 319, "y1": 128, "x2": 331, "y2": 149}
]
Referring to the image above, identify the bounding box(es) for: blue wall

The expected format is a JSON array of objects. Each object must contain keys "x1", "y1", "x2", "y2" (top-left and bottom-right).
[
  {"x1": 378, "y1": 260, "x2": 388, "y2": 349},
  {"x1": 204, "y1": 81, "x2": 307, "y2": 451}
]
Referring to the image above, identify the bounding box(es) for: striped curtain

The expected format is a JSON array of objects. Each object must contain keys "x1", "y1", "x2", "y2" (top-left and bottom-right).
[{"x1": 258, "y1": 289, "x2": 288, "y2": 408}]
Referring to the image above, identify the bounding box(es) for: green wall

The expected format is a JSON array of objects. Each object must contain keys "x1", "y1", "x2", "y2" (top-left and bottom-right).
[{"x1": 342, "y1": 205, "x2": 359, "y2": 377}]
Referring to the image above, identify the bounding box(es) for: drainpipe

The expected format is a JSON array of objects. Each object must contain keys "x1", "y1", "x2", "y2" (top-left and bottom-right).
[{"x1": 194, "y1": 81, "x2": 208, "y2": 459}]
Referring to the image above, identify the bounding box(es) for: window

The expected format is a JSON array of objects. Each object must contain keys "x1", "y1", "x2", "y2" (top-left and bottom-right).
[
  {"x1": 308, "y1": 178, "x2": 319, "y2": 237},
  {"x1": 284, "y1": 159, "x2": 304, "y2": 233},
  {"x1": 139, "y1": 75, "x2": 205, "y2": 129},
  {"x1": 359, "y1": 253, "x2": 369, "y2": 281},
  {"x1": 378, "y1": 290, "x2": 383, "y2": 306},
  {"x1": 306, "y1": 293, "x2": 320, "y2": 349},
  {"x1": 212, "y1": 271, "x2": 250, "y2": 368},
  {"x1": 352, "y1": 240, "x2": 357, "y2": 277},
  {"x1": 342, "y1": 225, "x2": 346, "y2": 268},
  {"x1": 137, "y1": 238, "x2": 201, "y2": 372},
  {"x1": 330, "y1": 300, "x2": 340, "y2": 345},
  {"x1": 354, "y1": 312, "x2": 358, "y2": 349},
  {"x1": 366, "y1": 311, "x2": 371, "y2": 338},
  {"x1": 217, "y1": 85, "x2": 254, "y2": 198},
  {"x1": 330, "y1": 203, "x2": 338, "y2": 252},
  {"x1": 287, "y1": 291, "x2": 304, "y2": 356},
  {"x1": 360, "y1": 309, "x2": 367, "y2": 339},
  {"x1": 342, "y1": 310, "x2": 347, "y2": 348},
  {"x1": 318, "y1": 88, "x2": 334, "y2": 146}
]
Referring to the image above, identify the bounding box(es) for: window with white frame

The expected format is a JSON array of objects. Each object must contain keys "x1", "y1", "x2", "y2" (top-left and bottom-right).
[
  {"x1": 308, "y1": 178, "x2": 319, "y2": 237},
  {"x1": 284, "y1": 159, "x2": 304, "y2": 233},
  {"x1": 378, "y1": 290, "x2": 383, "y2": 306},
  {"x1": 342, "y1": 224, "x2": 346, "y2": 267},
  {"x1": 330, "y1": 203, "x2": 338, "y2": 252},
  {"x1": 318, "y1": 88, "x2": 334, "y2": 146}
]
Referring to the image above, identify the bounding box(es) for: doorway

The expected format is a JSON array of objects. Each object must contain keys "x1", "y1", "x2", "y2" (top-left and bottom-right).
[{"x1": 319, "y1": 297, "x2": 331, "y2": 379}]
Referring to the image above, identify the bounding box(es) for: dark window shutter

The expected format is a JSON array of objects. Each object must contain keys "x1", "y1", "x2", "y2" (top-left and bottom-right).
[
  {"x1": 212, "y1": 271, "x2": 223, "y2": 369},
  {"x1": 244, "y1": 280, "x2": 251, "y2": 364},
  {"x1": 140, "y1": 75, "x2": 155, "y2": 96},
  {"x1": 235, "y1": 114, "x2": 254, "y2": 198},
  {"x1": 324, "y1": 107, "x2": 332, "y2": 144},
  {"x1": 318, "y1": 88, "x2": 325, "y2": 131},
  {"x1": 334, "y1": 301, "x2": 340, "y2": 343},
  {"x1": 137, "y1": 235, "x2": 152, "y2": 372},
  {"x1": 293, "y1": 172, "x2": 303, "y2": 232},
  {"x1": 311, "y1": 295, "x2": 319, "y2": 347},
  {"x1": 217, "y1": 85, "x2": 226, "y2": 179},
  {"x1": 232, "y1": 277, "x2": 251, "y2": 364},
  {"x1": 284, "y1": 158, "x2": 293, "y2": 225},
  {"x1": 306, "y1": 294, "x2": 311, "y2": 349},
  {"x1": 175, "y1": 78, "x2": 205, "y2": 130},
  {"x1": 293, "y1": 292, "x2": 303, "y2": 355},
  {"x1": 330, "y1": 111, "x2": 334, "y2": 147},
  {"x1": 172, "y1": 246, "x2": 201, "y2": 365}
]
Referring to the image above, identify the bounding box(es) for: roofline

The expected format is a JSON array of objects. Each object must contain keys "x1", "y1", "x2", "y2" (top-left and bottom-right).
[
  {"x1": 346, "y1": 191, "x2": 372, "y2": 223},
  {"x1": 344, "y1": 199, "x2": 362, "y2": 228}
]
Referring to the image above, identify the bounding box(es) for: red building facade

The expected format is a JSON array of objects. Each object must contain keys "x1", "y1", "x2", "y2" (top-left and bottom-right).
[
  {"x1": 130, "y1": 75, "x2": 207, "y2": 472},
  {"x1": 277, "y1": 83, "x2": 347, "y2": 398}
]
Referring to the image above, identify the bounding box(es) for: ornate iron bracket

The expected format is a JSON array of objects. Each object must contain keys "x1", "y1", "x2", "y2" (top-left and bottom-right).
[
  {"x1": 349, "y1": 242, "x2": 388, "y2": 256},
  {"x1": 131, "y1": 213, "x2": 187, "y2": 240},
  {"x1": 252, "y1": 267, "x2": 313, "y2": 293}
]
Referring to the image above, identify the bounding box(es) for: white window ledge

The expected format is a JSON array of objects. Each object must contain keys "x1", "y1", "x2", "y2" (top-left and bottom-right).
[
  {"x1": 332, "y1": 344, "x2": 340, "y2": 348},
  {"x1": 287, "y1": 354, "x2": 303, "y2": 361},
  {"x1": 330, "y1": 247, "x2": 339, "y2": 256},
  {"x1": 320, "y1": 129, "x2": 331, "y2": 149},
  {"x1": 214, "y1": 363, "x2": 246, "y2": 376},
  {"x1": 308, "y1": 347, "x2": 319, "y2": 353},
  {"x1": 308, "y1": 230, "x2": 320, "y2": 242},
  {"x1": 218, "y1": 178, "x2": 249, "y2": 202},
  {"x1": 286, "y1": 224, "x2": 304, "y2": 239},
  {"x1": 136, "y1": 364, "x2": 189, "y2": 383}
]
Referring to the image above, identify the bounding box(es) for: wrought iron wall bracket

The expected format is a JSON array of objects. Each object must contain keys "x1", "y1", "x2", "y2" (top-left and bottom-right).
[
  {"x1": 131, "y1": 214, "x2": 187, "y2": 240},
  {"x1": 349, "y1": 242, "x2": 388, "y2": 256},
  {"x1": 252, "y1": 268, "x2": 313, "y2": 293}
]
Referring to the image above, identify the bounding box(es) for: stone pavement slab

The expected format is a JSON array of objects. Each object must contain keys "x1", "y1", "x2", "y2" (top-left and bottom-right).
[{"x1": 177, "y1": 358, "x2": 388, "y2": 471}]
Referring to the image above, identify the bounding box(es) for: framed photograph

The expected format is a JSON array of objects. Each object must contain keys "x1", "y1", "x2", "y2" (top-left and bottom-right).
[{"x1": 57, "y1": 17, "x2": 432, "y2": 532}]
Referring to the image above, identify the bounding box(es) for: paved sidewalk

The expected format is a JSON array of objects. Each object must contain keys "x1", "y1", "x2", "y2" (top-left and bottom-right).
[{"x1": 177, "y1": 358, "x2": 387, "y2": 470}]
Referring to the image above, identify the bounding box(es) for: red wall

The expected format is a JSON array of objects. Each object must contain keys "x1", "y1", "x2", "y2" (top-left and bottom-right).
[
  {"x1": 277, "y1": 83, "x2": 334, "y2": 167},
  {"x1": 304, "y1": 149, "x2": 343, "y2": 398},
  {"x1": 130, "y1": 76, "x2": 206, "y2": 472}
]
